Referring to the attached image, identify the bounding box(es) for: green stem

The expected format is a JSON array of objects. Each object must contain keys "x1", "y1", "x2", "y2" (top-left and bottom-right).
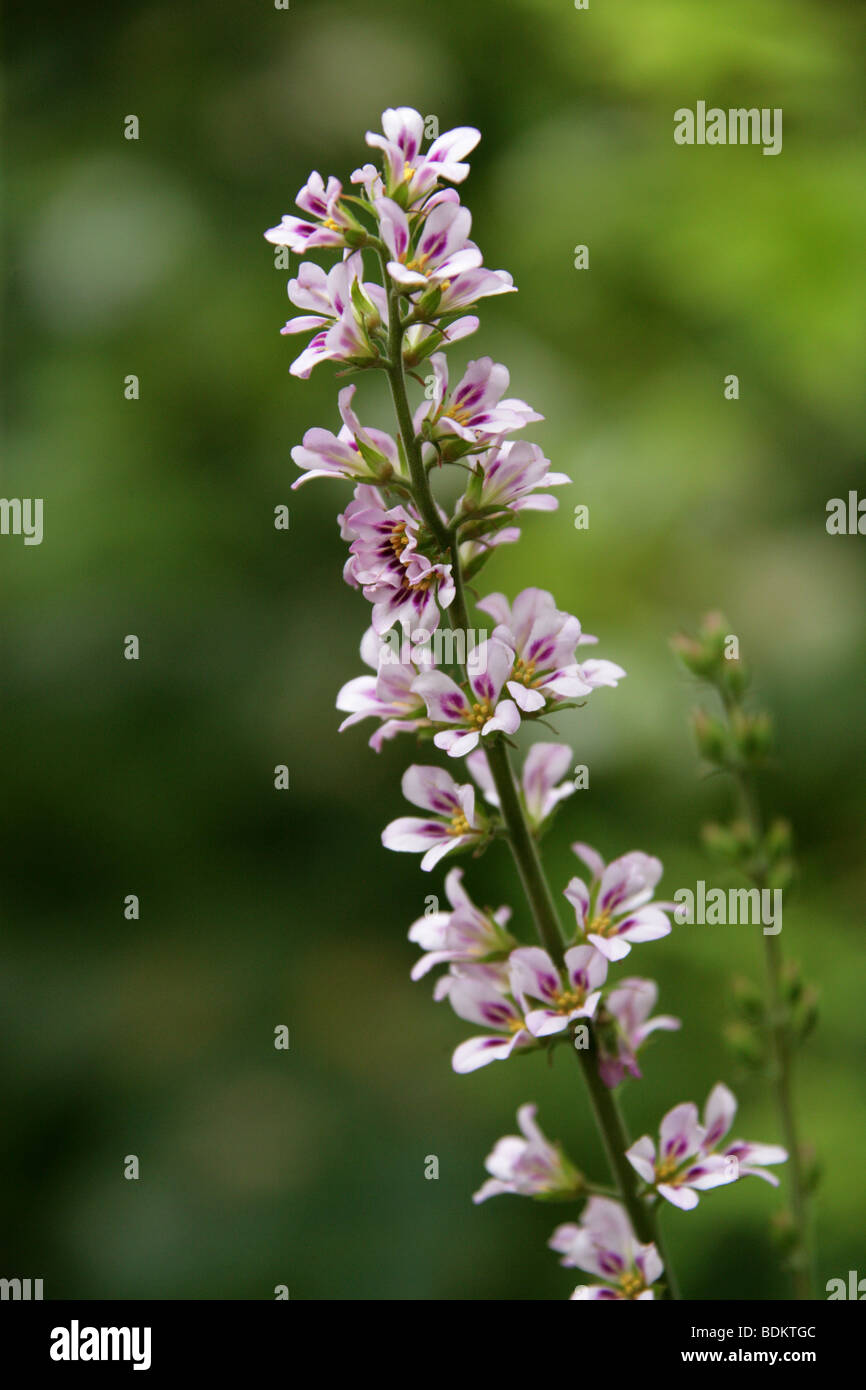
[
  {"x1": 485, "y1": 739, "x2": 678, "y2": 1299},
  {"x1": 378, "y1": 252, "x2": 450, "y2": 552},
  {"x1": 485, "y1": 741, "x2": 564, "y2": 962},
  {"x1": 763, "y1": 930, "x2": 812, "y2": 1299},
  {"x1": 720, "y1": 693, "x2": 814, "y2": 1299},
  {"x1": 375, "y1": 249, "x2": 678, "y2": 1299}
]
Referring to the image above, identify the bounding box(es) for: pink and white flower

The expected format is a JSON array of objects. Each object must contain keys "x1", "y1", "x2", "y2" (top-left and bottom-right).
[
  {"x1": 509, "y1": 945, "x2": 608, "y2": 1037},
  {"x1": 596, "y1": 978, "x2": 681, "y2": 1089},
  {"x1": 339, "y1": 486, "x2": 455, "y2": 635},
  {"x1": 443, "y1": 963, "x2": 536, "y2": 1073},
  {"x1": 264, "y1": 171, "x2": 361, "y2": 254},
  {"x1": 461, "y1": 440, "x2": 570, "y2": 515},
  {"x1": 381, "y1": 765, "x2": 485, "y2": 872},
  {"x1": 551, "y1": 1197, "x2": 664, "y2": 1300},
  {"x1": 625, "y1": 1083, "x2": 787, "y2": 1211},
  {"x1": 408, "y1": 867, "x2": 514, "y2": 981},
  {"x1": 434, "y1": 265, "x2": 516, "y2": 311},
  {"x1": 477, "y1": 589, "x2": 624, "y2": 714},
  {"x1": 280, "y1": 255, "x2": 386, "y2": 378},
  {"x1": 361, "y1": 107, "x2": 481, "y2": 204},
  {"x1": 413, "y1": 637, "x2": 521, "y2": 757},
  {"x1": 564, "y1": 843, "x2": 673, "y2": 963},
  {"x1": 701, "y1": 1083, "x2": 789, "y2": 1187},
  {"x1": 473, "y1": 1104, "x2": 582, "y2": 1204},
  {"x1": 467, "y1": 743, "x2": 576, "y2": 832},
  {"x1": 414, "y1": 354, "x2": 542, "y2": 444},
  {"x1": 336, "y1": 627, "x2": 433, "y2": 750},
  {"x1": 376, "y1": 196, "x2": 482, "y2": 293},
  {"x1": 292, "y1": 387, "x2": 403, "y2": 489}
]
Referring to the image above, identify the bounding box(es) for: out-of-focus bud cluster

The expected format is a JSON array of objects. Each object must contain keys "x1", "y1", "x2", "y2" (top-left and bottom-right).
[
  {"x1": 725, "y1": 956, "x2": 818, "y2": 1075},
  {"x1": 674, "y1": 616, "x2": 776, "y2": 774},
  {"x1": 700, "y1": 815, "x2": 797, "y2": 892},
  {"x1": 671, "y1": 611, "x2": 730, "y2": 677},
  {"x1": 780, "y1": 959, "x2": 819, "y2": 1041}
]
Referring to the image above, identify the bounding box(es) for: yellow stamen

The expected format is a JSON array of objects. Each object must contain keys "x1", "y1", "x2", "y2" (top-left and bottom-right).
[
  {"x1": 552, "y1": 987, "x2": 585, "y2": 1011},
  {"x1": 588, "y1": 910, "x2": 613, "y2": 938},
  {"x1": 469, "y1": 699, "x2": 493, "y2": 728},
  {"x1": 619, "y1": 1271, "x2": 643, "y2": 1298},
  {"x1": 448, "y1": 811, "x2": 471, "y2": 837},
  {"x1": 512, "y1": 656, "x2": 538, "y2": 687}
]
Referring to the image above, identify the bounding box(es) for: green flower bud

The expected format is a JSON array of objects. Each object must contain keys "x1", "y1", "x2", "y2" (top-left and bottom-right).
[
  {"x1": 701, "y1": 821, "x2": 743, "y2": 861},
  {"x1": 458, "y1": 466, "x2": 485, "y2": 515},
  {"x1": 724, "y1": 1019, "x2": 765, "y2": 1068},
  {"x1": 732, "y1": 974, "x2": 765, "y2": 1022},
  {"x1": 730, "y1": 818, "x2": 758, "y2": 854},
  {"x1": 671, "y1": 632, "x2": 722, "y2": 678},
  {"x1": 731, "y1": 709, "x2": 773, "y2": 762},
  {"x1": 723, "y1": 657, "x2": 750, "y2": 698},
  {"x1": 343, "y1": 226, "x2": 369, "y2": 250},
  {"x1": 769, "y1": 1209, "x2": 798, "y2": 1253},
  {"x1": 414, "y1": 284, "x2": 443, "y2": 319},
  {"x1": 800, "y1": 1145, "x2": 822, "y2": 1195},
  {"x1": 692, "y1": 708, "x2": 728, "y2": 763},
  {"x1": 765, "y1": 817, "x2": 793, "y2": 862},
  {"x1": 780, "y1": 959, "x2": 804, "y2": 1007}
]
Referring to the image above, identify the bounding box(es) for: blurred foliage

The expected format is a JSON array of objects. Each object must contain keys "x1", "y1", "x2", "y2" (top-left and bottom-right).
[{"x1": 2, "y1": 0, "x2": 864, "y2": 1299}]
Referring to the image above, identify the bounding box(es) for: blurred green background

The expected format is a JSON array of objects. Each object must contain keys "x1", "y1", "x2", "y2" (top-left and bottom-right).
[{"x1": 3, "y1": 0, "x2": 864, "y2": 1300}]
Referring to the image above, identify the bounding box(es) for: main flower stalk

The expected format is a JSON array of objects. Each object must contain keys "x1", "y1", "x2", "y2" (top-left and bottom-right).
[{"x1": 271, "y1": 107, "x2": 789, "y2": 1301}]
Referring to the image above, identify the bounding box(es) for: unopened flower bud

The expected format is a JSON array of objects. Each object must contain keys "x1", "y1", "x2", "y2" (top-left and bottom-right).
[
  {"x1": 724, "y1": 1019, "x2": 765, "y2": 1068},
  {"x1": 723, "y1": 657, "x2": 750, "y2": 698},
  {"x1": 692, "y1": 708, "x2": 728, "y2": 763},
  {"x1": 731, "y1": 709, "x2": 773, "y2": 762},
  {"x1": 732, "y1": 974, "x2": 765, "y2": 1022},
  {"x1": 800, "y1": 1145, "x2": 822, "y2": 1194},
  {"x1": 769, "y1": 1208, "x2": 798, "y2": 1253},
  {"x1": 343, "y1": 226, "x2": 369, "y2": 249},
  {"x1": 415, "y1": 284, "x2": 443, "y2": 319},
  {"x1": 730, "y1": 817, "x2": 758, "y2": 854},
  {"x1": 702, "y1": 821, "x2": 744, "y2": 861},
  {"x1": 780, "y1": 959, "x2": 804, "y2": 1007},
  {"x1": 671, "y1": 633, "x2": 720, "y2": 678},
  {"x1": 764, "y1": 817, "x2": 793, "y2": 862},
  {"x1": 700, "y1": 611, "x2": 728, "y2": 643}
]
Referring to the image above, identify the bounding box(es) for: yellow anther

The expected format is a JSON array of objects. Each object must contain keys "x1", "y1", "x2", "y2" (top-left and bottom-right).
[
  {"x1": 619, "y1": 1271, "x2": 643, "y2": 1298},
  {"x1": 512, "y1": 656, "x2": 537, "y2": 687},
  {"x1": 469, "y1": 699, "x2": 493, "y2": 728},
  {"x1": 553, "y1": 988, "x2": 584, "y2": 1011},
  {"x1": 588, "y1": 911, "x2": 613, "y2": 938}
]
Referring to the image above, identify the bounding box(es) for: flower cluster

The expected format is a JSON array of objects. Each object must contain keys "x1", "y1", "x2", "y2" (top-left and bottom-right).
[{"x1": 270, "y1": 107, "x2": 787, "y2": 1302}]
